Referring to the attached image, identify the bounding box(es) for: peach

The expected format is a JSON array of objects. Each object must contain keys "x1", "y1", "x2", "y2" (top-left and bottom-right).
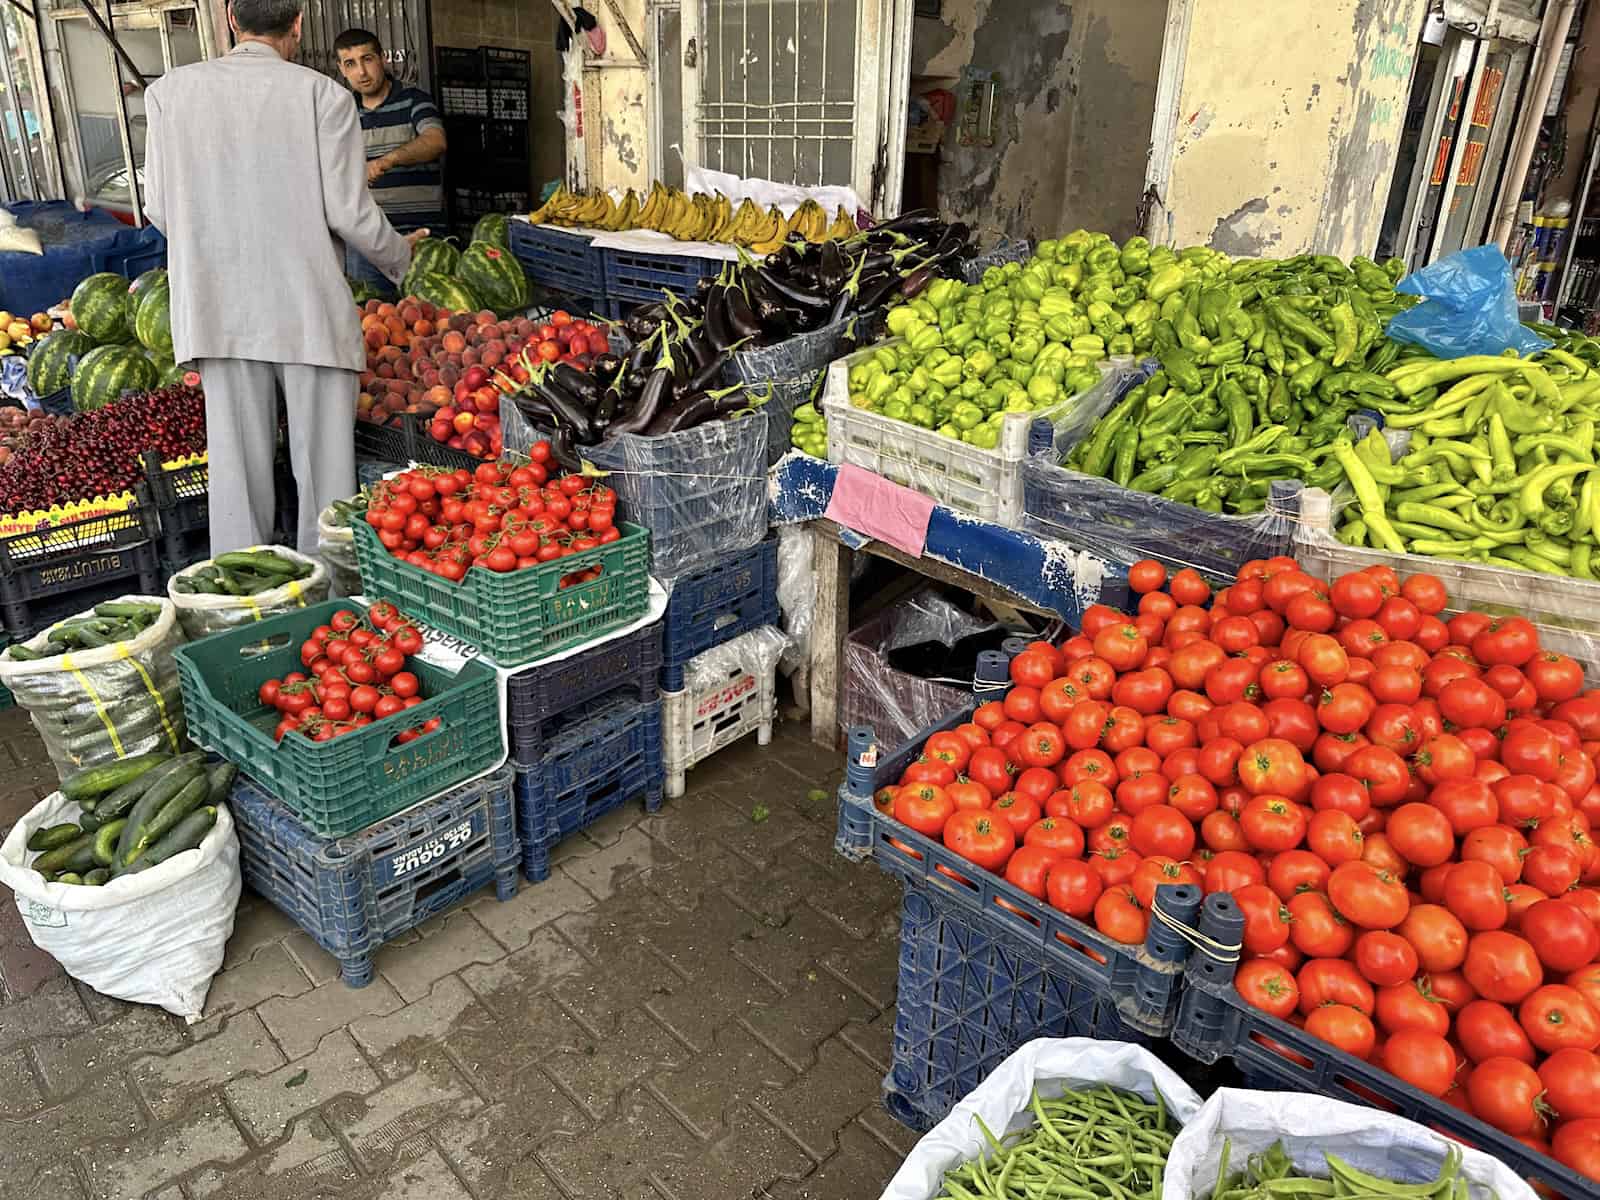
[
  {"x1": 441, "y1": 330, "x2": 466, "y2": 353},
  {"x1": 364, "y1": 328, "x2": 387, "y2": 350}
]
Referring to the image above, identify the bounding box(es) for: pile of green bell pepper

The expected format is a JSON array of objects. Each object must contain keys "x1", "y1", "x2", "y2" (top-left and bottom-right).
[
  {"x1": 1333, "y1": 340, "x2": 1600, "y2": 581},
  {"x1": 790, "y1": 400, "x2": 827, "y2": 458},
  {"x1": 1062, "y1": 246, "x2": 1420, "y2": 514},
  {"x1": 855, "y1": 273, "x2": 1104, "y2": 447}
]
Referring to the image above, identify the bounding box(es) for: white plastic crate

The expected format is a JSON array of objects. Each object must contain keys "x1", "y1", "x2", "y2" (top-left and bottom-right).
[
  {"x1": 822, "y1": 341, "x2": 1111, "y2": 528},
  {"x1": 662, "y1": 626, "x2": 786, "y2": 798},
  {"x1": 1297, "y1": 489, "x2": 1600, "y2": 682}
]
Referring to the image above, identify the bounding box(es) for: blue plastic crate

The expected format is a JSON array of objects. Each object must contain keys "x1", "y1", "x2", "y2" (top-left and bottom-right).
[
  {"x1": 514, "y1": 692, "x2": 664, "y2": 882},
  {"x1": 837, "y1": 648, "x2": 1202, "y2": 1133},
  {"x1": 603, "y1": 246, "x2": 721, "y2": 305},
  {"x1": 88, "y1": 225, "x2": 166, "y2": 278},
  {"x1": 230, "y1": 766, "x2": 519, "y2": 987},
  {"x1": 506, "y1": 618, "x2": 662, "y2": 766},
  {"x1": 36, "y1": 387, "x2": 72, "y2": 417},
  {"x1": 509, "y1": 222, "x2": 608, "y2": 301},
  {"x1": 586, "y1": 411, "x2": 768, "y2": 580},
  {"x1": 660, "y1": 534, "x2": 779, "y2": 690},
  {"x1": 1173, "y1": 891, "x2": 1600, "y2": 1200}
]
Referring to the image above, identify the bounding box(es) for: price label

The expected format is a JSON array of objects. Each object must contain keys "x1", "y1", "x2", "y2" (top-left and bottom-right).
[{"x1": 375, "y1": 809, "x2": 485, "y2": 885}]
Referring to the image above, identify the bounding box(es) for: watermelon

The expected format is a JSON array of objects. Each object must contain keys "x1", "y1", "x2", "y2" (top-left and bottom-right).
[
  {"x1": 70, "y1": 272, "x2": 133, "y2": 343},
  {"x1": 406, "y1": 237, "x2": 459, "y2": 285},
  {"x1": 408, "y1": 272, "x2": 481, "y2": 314},
  {"x1": 349, "y1": 278, "x2": 386, "y2": 305},
  {"x1": 457, "y1": 241, "x2": 528, "y2": 315},
  {"x1": 129, "y1": 268, "x2": 165, "y2": 300},
  {"x1": 472, "y1": 213, "x2": 509, "y2": 249},
  {"x1": 72, "y1": 344, "x2": 158, "y2": 411},
  {"x1": 25, "y1": 330, "x2": 94, "y2": 397},
  {"x1": 133, "y1": 273, "x2": 173, "y2": 358}
]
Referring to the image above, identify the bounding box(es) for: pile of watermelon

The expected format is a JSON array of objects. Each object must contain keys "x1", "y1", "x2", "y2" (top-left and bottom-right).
[
  {"x1": 350, "y1": 212, "x2": 530, "y2": 318},
  {"x1": 27, "y1": 268, "x2": 186, "y2": 412}
]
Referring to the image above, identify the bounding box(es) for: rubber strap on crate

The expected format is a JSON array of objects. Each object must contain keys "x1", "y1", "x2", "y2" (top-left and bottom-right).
[
  {"x1": 286, "y1": 580, "x2": 305, "y2": 608},
  {"x1": 58, "y1": 652, "x2": 124, "y2": 758},
  {"x1": 1150, "y1": 901, "x2": 1241, "y2": 964},
  {"x1": 242, "y1": 595, "x2": 263, "y2": 622},
  {"x1": 113, "y1": 642, "x2": 182, "y2": 752}
]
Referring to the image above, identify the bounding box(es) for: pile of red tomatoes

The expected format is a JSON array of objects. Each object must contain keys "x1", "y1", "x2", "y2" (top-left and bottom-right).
[
  {"x1": 260, "y1": 602, "x2": 440, "y2": 745},
  {"x1": 365, "y1": 452, "x2": 620, "y2": 584},
  {"x1": 879, "y1": 555, "x2": 1600, "y2": 1180}
]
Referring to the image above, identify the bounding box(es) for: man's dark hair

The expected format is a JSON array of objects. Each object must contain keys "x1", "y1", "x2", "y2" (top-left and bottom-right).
[
  {"x1": 230, "y1": 0, "x2": 301, "y2": 36},
  {"x1": 334, "y1": 27, "x2": 382, "y2": 54}
]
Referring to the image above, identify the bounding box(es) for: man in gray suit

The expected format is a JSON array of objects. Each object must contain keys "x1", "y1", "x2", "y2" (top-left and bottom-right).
[{"x1": 143, "y1": 0, "x2": 423, "y2": 554}]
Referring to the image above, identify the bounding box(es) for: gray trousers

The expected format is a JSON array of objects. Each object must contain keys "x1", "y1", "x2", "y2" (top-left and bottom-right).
[{"x1": 197, "y1": 359, "x2": 356, "y2": 556}]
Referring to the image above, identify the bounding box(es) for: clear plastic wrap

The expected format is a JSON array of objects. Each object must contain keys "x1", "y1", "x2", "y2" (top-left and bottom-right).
[
  {"x1": 316, "y1": 503, "x2": 362, "y2": 599},
  {"x1": 842, "y1": 592, "x2": 1002, "y2": 744},
  {"x1": 1043, "y1": 359, "x2": 1159, "y2": 457},
  {"x1": 1297, "y1": 487, "x2": 1600, "y2": 683},
  {"x1": 166, "y1": 546, "x2": 331, "y2": 640},
  {"x1": 585, "y1": 411, "x2": 770, "y2": 583},
  {"x1": 1165, "y1": 1088, "x2": 1536, "y2": 1200},
  {"x1": 682, "y1": 623, "x2": 790, "y2": 692},
  {"x1": 0, "y1": 594, "x2": 188, "y2": 783},
  {"x1": 1021, "y1": 462, "x2": 1303, "y2": 581},
  {"x1": 775, "y1": 524, "x2": 815, "y2": 678},
  {"x1": 0, "y1": 792, "x2": 240, "y2": 1020},
  {"x1": 880, "y1": 1038, "x2": 1204, "y2": 1200},
  {"x1": 724, "y1": 315, "x2": 871, "y2": 466}
]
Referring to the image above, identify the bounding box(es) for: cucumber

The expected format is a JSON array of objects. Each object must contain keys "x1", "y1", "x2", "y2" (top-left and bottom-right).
[
  {"x1": 123, "y1": 806, "x2": 216, "y2": 873},
  {"x1": 92, "y1": 765, "x2": 168, "y2": 825},
  {"x1": 92, "y1": 819, "x2": 128, "y2": 867},
  {"x1": 61, "y1": 752, "x2": 173, "y2": 804},
  {"x1": 115, "y1": 756, "x2": 205, "y2": 866},
  {"x1": 30, "y1": 830, "x2": 96, "y2": 873},
  {"x1": 82, "y1": 868, "x2": 111, "y2": 886},
  {"x1": 204, "y1": 762, "x2": 238, "y2": 805},
  {"x1": 27, "y1": 823, "x2": 83, "y2": 852},
  {"x1": 124, "y1": 775, "x2": 207, "y2": 863},
  {"x1": 79, "y1": 812, "x2": 103, "y2": 832},
  {"x1": 57, "y1": 872, "x2": 83, "y2": 885}
]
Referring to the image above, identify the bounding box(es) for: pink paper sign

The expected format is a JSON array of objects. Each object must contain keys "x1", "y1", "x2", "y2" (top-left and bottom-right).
[{"x1": 824, "y1": 463, "x2": 936, "y2": 557}]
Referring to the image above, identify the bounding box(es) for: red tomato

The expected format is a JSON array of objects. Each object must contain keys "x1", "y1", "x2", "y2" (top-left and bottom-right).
[
  {"x1": 1521, "y1": 984, "x2": 1600, "y2": 1053},
  {"x1": 1025, "y1": 817, "x2": 1085, "y2": 858},
  {"x1": 1328, "y1": 861, "x2": 1409, "y2": 929},
  {"x1": 1375, "y1": 979, "x2": 1450, "y2": 1037},
  {"x1": 1240, "y1": 794, "x2": 1307, "y2": 853},
  {"x1": 1306, "y1": 810, "x2": 1365, "y2": 866},
  {"x1": 944, "y1": 810, "x2": 1015, "y2": 873},
  {"x1": 1397, "y1": 903, "x2": 1469, "y2": 973},
  {"x1": 1288, "y1": 891, "x2": 1354, "y2": 958},
  {"x1": 1004, "y1": 845, "x2": 1059, "y2": 899},
  {"x1": 1269, "y1": 848, "x2": 1332, "y2": 899},
  {"x1": 1521, "y1": 899, "x2": 1600, "y2": 972},
  {"x1": 1304, "y1": 1003, "x2": 1376, "y2": 1058},
  {"x1": 1539, "y1": 1048, "x2": 1600, "y2": 1121},
  {"x1": 1046, "y1": 858, "x2": 1104, "y2": 917},
  {"x1": 894, "y1": 784, "x2": 954, "y2": 837},
  {"x1": 1235, "y1": 958, "x2": 1300, "y2": 1018},
  {"x1": 992, "y1": 791, "x2": 1042, "y2": 841},
  {"x1": 1205, "y1": 850, "x2": 1267, "y2": 895},
  {"x1": 1467, "y1": 1057, "x2": 1546, "y2": 1135},
  {"x1": 1353, "y1": 930, "x2": 1418, "y2": 987},
  {"x1": 1457, "y1": 999, "x2": 1536, "y2": 1064},
  {"x1": 1463, "y1": 930, "x2": 1545, "y2": 1004},
  {"x1": 1381, "y1": 1029, "x2": 1457, "y2": 1096},
  {"x1": 1238, "y1": 738, "x2": 1306, "y2": 796}
]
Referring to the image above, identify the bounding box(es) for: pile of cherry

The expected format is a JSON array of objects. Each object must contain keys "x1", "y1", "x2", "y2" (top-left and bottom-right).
[{"x1": 879, "y1": 556, "x2": 1600, "y2": 1180}]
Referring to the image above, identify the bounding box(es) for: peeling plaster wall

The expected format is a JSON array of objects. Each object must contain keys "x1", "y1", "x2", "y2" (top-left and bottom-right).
[
  {"x1": 912, "y1": 0, "x2": 1163, "y2": 239},
  {"x1": 1163, "y1": 0, "x2": 1427, "y2": 258},
  {"x1": 591, "y1": 0, "x2": 652, "y2": 193}
]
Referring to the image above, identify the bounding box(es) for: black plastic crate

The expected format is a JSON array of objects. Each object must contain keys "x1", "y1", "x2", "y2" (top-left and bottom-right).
[
  {"x1": 660, "y1": 534, "x2": 779, "y2": 689},
  {"x1": 142, "y1": 451, "x2": 209, "y2": 566},
  {"x1": 436, "y1": 46, "x2": 488, "y2": 117},
  {"x1": 354, "y1": 418, "x2": 414, "y2": 466},
  {"x1": 0, "y1": 498, "x2": 163, "y2": 639},
  {"x1": 506, "y1": 618, "x2": 661, "y2": 766}
]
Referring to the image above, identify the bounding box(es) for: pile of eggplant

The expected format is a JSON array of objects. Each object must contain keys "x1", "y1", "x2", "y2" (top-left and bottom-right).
[{"x1": 511, "y1": 211, "x2": 976, "y2": 458}]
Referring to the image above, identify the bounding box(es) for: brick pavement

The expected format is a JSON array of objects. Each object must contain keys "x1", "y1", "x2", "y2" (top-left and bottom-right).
[{"x1": 0, "y1": 705, "x2": 919, "y2": 1199}]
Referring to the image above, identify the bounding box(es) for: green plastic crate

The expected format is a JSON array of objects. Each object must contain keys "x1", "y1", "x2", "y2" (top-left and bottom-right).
[
  {"x1": 173, "y1": 600, "x2": 502, "y2": 837},
  {"x1": 351, "y1": 519, "x2": 651, "y2": 667}
]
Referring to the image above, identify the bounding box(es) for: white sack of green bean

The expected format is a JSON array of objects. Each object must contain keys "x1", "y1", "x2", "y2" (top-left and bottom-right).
[
  {"x1": 1164, "y1": 1088, "x2": 1537, "y2": 1200},
  {"x1": 879, "y1": 1039, "x2": 1203, "y2": 1200}
]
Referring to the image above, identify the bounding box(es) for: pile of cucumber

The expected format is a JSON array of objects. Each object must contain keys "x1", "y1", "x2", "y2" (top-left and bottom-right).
[
  {"x1": 27, "y1": 751, "x2": 234, "y2": 884},
  {"x1": 6, "y1": 601, "x2": 164, "y2": 660},
  {"x1": 173, "y1": 550, "x2": 313, "y2": 596}
]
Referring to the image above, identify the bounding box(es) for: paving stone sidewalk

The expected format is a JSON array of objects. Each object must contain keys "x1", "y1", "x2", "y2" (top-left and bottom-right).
[{"x1": 0, "y1": 706, "x2": 918, "y2": 1199}]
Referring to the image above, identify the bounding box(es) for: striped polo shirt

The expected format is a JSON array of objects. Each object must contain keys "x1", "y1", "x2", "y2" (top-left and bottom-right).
[{"x1": 358, "y1": 82, "x2": 445, "y2": 232}]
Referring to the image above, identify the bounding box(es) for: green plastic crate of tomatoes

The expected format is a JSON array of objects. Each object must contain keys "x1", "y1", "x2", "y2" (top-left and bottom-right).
[
  {"x1": 350, "y1": 519, "x2": 651, "y2": 667},
  {"x1": 174, "y1": 599, "x2": 502, "y2": 837}
]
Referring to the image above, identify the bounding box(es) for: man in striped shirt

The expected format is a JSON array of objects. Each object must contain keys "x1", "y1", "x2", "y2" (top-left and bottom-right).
[{"x1": 335, "y1": 28, "x2": 446, "y2": 295}]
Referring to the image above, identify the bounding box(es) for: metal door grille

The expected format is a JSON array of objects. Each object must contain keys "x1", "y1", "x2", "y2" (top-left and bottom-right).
[{"x1": 695, "y1": 0, "x2": 858, "y2": 186}]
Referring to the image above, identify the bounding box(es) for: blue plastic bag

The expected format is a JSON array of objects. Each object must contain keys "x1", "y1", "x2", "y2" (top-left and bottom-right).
[{"x1": 1385, "y1": 244, "x2": 1550, "y2": 359}]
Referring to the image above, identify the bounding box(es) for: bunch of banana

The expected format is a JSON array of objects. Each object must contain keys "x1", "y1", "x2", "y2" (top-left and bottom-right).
[{"x1": 529, "y1": 182, "x2": 860, "y2": 248}]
